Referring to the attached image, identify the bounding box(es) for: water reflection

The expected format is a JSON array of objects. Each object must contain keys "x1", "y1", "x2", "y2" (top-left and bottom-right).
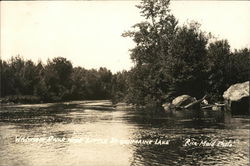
[{"x1": 0, "y1": 101, "x2": 249, "y2": 166}]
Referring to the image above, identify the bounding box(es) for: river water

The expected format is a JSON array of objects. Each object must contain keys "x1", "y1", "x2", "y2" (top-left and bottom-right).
[{"x1": 0, "y1": 100, "x2": 249, "y2": 166}]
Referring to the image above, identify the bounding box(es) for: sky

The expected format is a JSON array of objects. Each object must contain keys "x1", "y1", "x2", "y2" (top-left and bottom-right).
[{"x1": 1, "y1": 1, "x2": 250, "y2": 73}]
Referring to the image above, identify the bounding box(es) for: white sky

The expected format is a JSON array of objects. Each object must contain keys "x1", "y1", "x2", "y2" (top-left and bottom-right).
[{"x1": 1, "y1": 1, "x2": 250, "y2": 73}]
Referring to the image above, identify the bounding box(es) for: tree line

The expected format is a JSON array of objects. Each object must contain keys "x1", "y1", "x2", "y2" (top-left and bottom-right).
[{"x1": 0, "y1": 56, "x2": 127, "y2": 103}]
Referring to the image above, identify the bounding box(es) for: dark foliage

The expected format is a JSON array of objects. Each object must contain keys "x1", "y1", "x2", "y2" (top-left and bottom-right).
[
  {"x1": 122, "y1": 0, "x2": 250, "y2": 106},
  {"x1": 0, "y1": 56, "x2": 114, "y2": 103}
]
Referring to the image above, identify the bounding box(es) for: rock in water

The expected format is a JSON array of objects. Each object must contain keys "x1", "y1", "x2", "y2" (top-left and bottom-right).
[
  {"x1": 223, "y1": 81, "x2": 249, "y2": 115},
  {"x1": 172, "y1": 95, "x2": 196, "y2": 108},
  {"x1": 223, "y1": 81, "x2": 249, "y2": 101},
  {"x1": 162, "y1": 103, "x2": 172, "y2": 112}
]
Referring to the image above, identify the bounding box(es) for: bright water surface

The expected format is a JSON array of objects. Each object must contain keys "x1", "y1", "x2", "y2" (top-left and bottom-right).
[{"x1": 0, "y1": 100, "x2": 249, "y2": 166}]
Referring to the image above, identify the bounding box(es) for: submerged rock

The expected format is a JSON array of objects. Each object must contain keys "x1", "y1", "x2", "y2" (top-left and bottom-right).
[
  {"x1": 172, "y1": 95, "x2": 197, "y2": 108},
  {"x1": 223, "y1": 81, "x2": 249, "y2": 115},
  {"x1": 162, "y1": 103, "x2": 172, "y2": 112},
  {"x1": 212, "y1": 106, "x2": 222, "y2": 111}
]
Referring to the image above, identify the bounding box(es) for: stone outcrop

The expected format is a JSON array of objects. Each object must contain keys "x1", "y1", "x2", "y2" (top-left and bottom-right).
[
  {"x1": 171, "y1": 95, "x2": 197, "y2": 108},
  {"x1": 162, "y1": 95, "x2": 201, "y2": 112},
  {"x1": 223, "y1": 81, "x2": 249, "y2": 115}
]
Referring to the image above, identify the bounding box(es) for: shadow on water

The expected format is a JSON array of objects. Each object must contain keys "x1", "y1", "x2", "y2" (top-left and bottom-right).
[
  {"x1": 125, "y1": 108, "x2": 235, "y2": 129},
  {"x1": 0, "y1": 101, "x2": 115, "y2": 126},
  {"x1": 124, "y1": 107, "x2": 249, "y2": 166}
]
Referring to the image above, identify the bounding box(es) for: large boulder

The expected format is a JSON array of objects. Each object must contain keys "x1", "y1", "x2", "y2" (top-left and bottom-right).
[
  {"x1": 172, "y1": 95, "x2": 196, "y2": 108},
  {"x1": 223, "y1": 81, "x2": 249, "y2": 115}
]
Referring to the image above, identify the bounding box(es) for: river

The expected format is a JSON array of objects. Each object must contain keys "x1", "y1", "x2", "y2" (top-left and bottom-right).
[{"x1": 0, "y1": 100, "x2": 249, "y2": 166}]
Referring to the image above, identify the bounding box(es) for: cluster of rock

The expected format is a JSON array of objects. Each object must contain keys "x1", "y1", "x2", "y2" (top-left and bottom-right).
[
  {"x1": 162, "y1": 81, "x2": 249, "y2": 115},
  {"x1": 162, "y1": 95, "x2": 201, "y2": 112}
]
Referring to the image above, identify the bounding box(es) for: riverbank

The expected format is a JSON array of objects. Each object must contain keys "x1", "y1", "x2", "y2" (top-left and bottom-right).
[
  {"x1": 0, "y1": 95, "x2": 113, "y2": 105},
  {"x1": 0, "y1": 95, "x2": 42, "y2": 104}
]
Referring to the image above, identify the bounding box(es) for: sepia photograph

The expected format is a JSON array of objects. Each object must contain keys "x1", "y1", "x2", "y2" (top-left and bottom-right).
[{"x1": 0, "y1": 0, "x2": 249, "y2": 165}]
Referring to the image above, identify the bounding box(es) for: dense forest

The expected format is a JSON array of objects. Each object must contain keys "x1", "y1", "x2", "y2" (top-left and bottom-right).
[
  {"x1": 0, "y1": 56, "x2": 121, "y2": 103},
  {"x1": 0, "y1": 0, "x2": 249, "y2": 106}
]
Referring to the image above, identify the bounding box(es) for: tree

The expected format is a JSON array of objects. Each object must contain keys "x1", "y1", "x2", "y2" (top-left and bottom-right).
[
  {"x1": 230, "y1": 48, "x2": 250, "y2": 84},
  {"x1": 123, "y1": 0, "x2": 210, "y2": 107},
  {"x1": 33, "y1": 61, "x2": 48, "y2": 100},
  {"x1": 21, "y1": 60, "x2": 38, "y2": 95},
  {"x1": 9, "y1": 56, "x2": 26, "y2": 95},
  {"x1": 168, "y1": 22, "x2": 208, "y2": 99},
  {"x1": 70, "y1": 67, "x2": 88, "y2": 100},
  {"x1": 206, "y1": 40, "x2": 231, "y2": 101},
  {"x1": 43, "y1": 57, "x2": 73, "y2": 101},
  {"x1": 0, "y1": 59, "x2": 14, "y2": 96},
  {"x1": 123, "y1": 0, "x2": 178, "y2": 106},
  {"x1": 111, "y1": 70, "x2": 129, "y2": 104},
  {"x1": 98, "y1": 67, "x2": 113, "y2": 99}
]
